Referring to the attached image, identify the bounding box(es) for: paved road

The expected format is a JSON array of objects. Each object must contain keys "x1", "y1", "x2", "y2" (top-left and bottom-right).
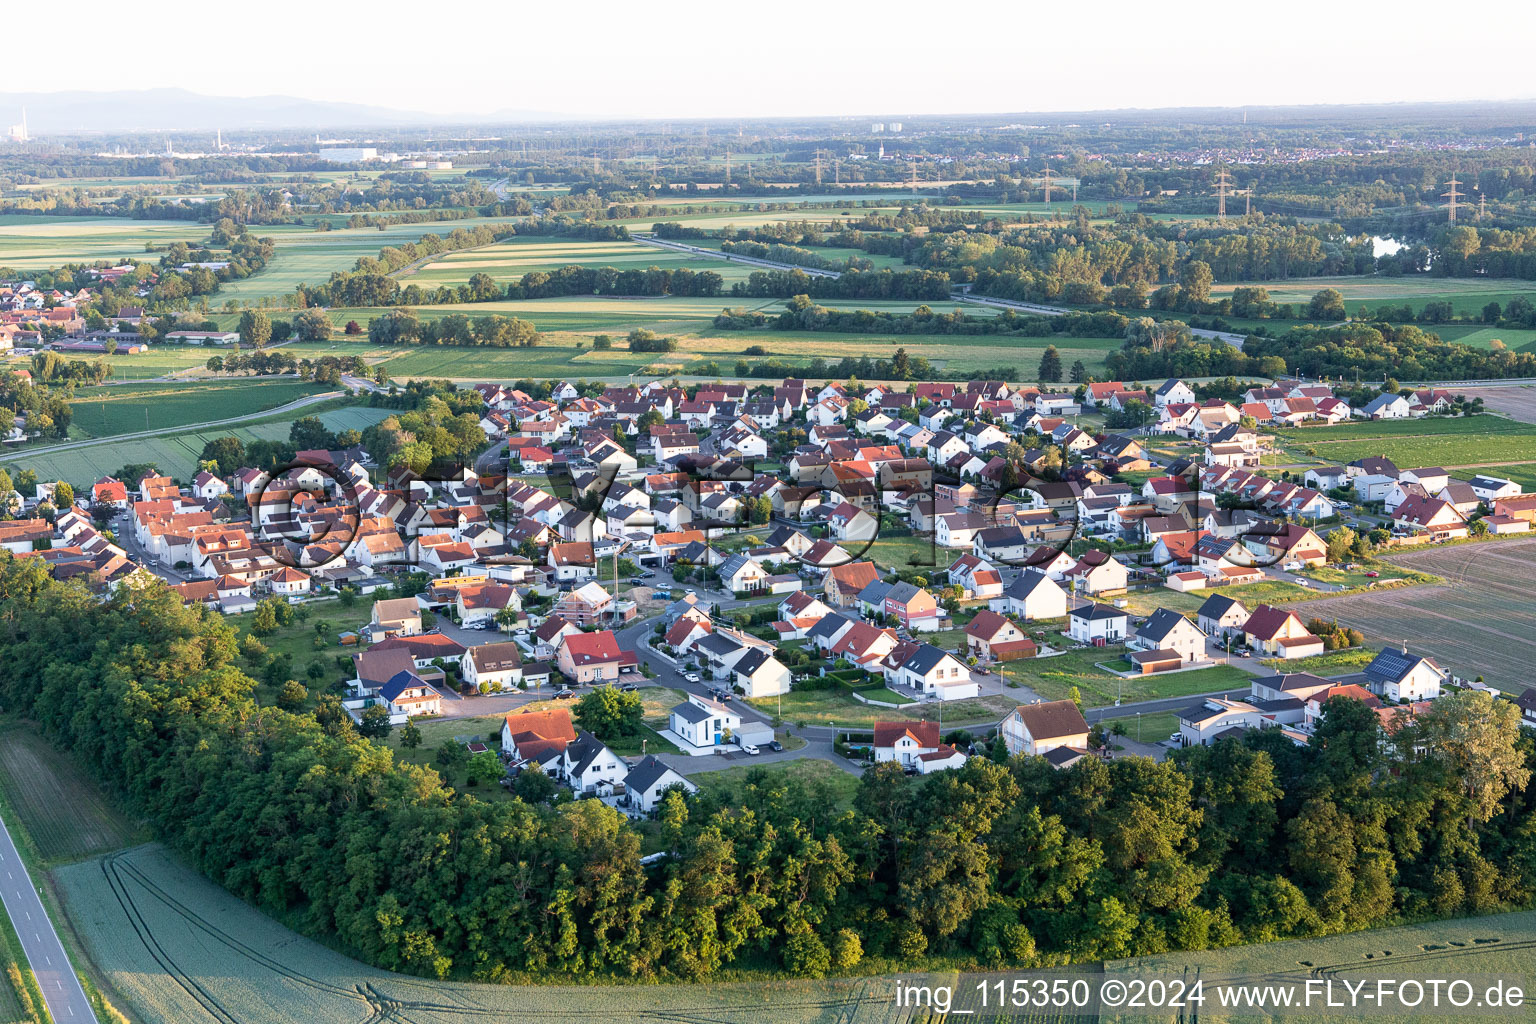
[{"x1": 0, "y1": 812, "x2": 96, "y2": 1023}]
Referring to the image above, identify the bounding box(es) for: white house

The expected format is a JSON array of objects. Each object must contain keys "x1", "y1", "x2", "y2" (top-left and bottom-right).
[
  {"x1": 1131, "y1": 608, "x2": 1207, "y2": 664},
  {"x1": 623, "y1": 755, "x2": 698, "y2": 814},
  {"x1": 1362, "y1": 647, "x2": 1446, "y2": 702},
  {"x1": 668, "y1": 694, "x2": 742, "y2": 748},
  {"x1": 873, "y1": 720, "x2": 940, "y2": 767},
  {"x1": 462, "y1": 642, "x2": 523, "y2": 692},
  {"x1": 1068, "y1": 603, "x2": 1128, "y2": 645},
  {"x1": 997, "y1": 568, "x2": 1067, "y2": 621},
  {"x1": 732, "y1": 648, "x2": 793, "y2": 698},
  {"x1": 884, "y1": 642, "x2": 978, "y2": 700}
]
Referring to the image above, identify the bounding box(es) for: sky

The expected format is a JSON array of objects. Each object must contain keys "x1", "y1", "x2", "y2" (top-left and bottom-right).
[{"x1": 14, "y1": 0, "x2": 1536, "y2": 121}]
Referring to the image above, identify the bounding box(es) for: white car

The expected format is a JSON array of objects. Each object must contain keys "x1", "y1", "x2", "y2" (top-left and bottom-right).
[
  {"x1": 1282, "y1": 561, "x2": 1303, "y2": 572},
  {"x1": 684, "y1": 672, "x2": 701, "y2": 683},
  {"x1": 740, "y1": 743, "x2": 760, "y2": 755}
]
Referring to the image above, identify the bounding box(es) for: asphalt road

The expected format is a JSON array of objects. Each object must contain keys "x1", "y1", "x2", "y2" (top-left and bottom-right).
[{"x1": 0, "y1": 811, "x2": 96, "y2": 1023}]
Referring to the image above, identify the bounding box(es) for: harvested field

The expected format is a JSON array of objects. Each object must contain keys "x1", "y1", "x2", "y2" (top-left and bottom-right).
[
  {"x1": 1281, "y1": 537, "x2": 1536, "y2": 690},
  {"x1": 54, "y1": 843, "x2": 911, "y2": 1024},
  {"x1": 1463, "y1": 384, "x2": 1536, "y2": 424}
]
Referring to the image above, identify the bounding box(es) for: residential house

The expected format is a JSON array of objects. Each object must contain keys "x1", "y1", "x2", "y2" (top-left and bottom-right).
[
  {"x1": 882, "y1": 642, "x2": 978, "y2": 700},
  {"x1": 371, "y1": 597, "x2": 423, "y2": 638},
  {"x1": 998, "y1": 568, "x2": 1068, "y2": 621},
  {"x1": 555, "y1": 630, "x2": 624, "y2": 684},
  {"x1": 1243, "y1": 604, "x2": 1322, "y2": 659},
  {"x1": 1131, "y1": 608, "x2": 1207, "y2": 664},
  {"x1": 1068, "y1": 602, "x2": 1128, "y2": 645},
  {"x1": 669, "y1": 694, "x2": 741, "y2": 748},
  {"x1": 623, "y1": 756, "x2": 698, "y2": 814},
  {"x1": 963, "y1": 610, "x2": 1037, "y2": 661},
  {"x1": 873, "y1": 721, "x2": 940, "y2": 768},
  {"x1": 462, "y1": 642, "x2": 524, "y2": 692},
  {"x1": 1000, "y1": 700, "x2": 1090, "y2": 758},
  {"x1": 1362, "y1": 647, "x2": 1446, "y2": 702},
  {"x1": 1196, "y1": 594, "x2": 1250, "y2": 640}
]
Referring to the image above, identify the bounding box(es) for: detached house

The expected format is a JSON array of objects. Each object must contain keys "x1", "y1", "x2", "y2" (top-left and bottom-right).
[
  {"x1": 1130, "y1": 608, "x2": 1207, "y2": 665},
  {"x1": 1242, "y1": 604, "x2": 1322, "y2": 659},
  {"x1": 1362, "y1": 647, "x2": 1446, "y2": 702},
  {"x1": 873, "y1": 720, "x2": 941, "y2": 768},
  {"x1": 963, "y1": 610, "x2": 1037, "y2": 662},
  {"x1": 1001, "y1": 700, "x2": 1090, "y2": 759}
]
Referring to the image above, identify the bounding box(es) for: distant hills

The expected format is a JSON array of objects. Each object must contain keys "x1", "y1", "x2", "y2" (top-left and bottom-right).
[{"x1": 0, "y1": 88, "x2": 559, "y2": 133}]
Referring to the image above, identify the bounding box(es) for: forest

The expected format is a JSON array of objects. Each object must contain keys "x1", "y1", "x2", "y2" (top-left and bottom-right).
[{"x1": 0, "y1": 559, "x2": 1530, "y2": 982}]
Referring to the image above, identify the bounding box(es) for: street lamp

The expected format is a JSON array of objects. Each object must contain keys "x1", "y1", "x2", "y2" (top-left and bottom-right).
[{"x1": 1136, "y1": 711, "x2": 1142, "y2": 742}]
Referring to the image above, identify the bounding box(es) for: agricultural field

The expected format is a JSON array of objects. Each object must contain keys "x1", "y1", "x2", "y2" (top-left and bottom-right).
[
  {"x1": 1110, "y1": 909, "x2": 1536, "y2": 1024},
  {"x1": 1268, "y1": 414, "x2": 1536, "y2": 467},
  {"x1": 0, "y1": 214, "x2": 209, "y2": 270},
  {"x1": 401, "y1": 235, "x2": 760, "y2": 288},
  {"x1": 1, "y1": 404, "x2": 391, "y2": 484},
  {"x1": 212, "y1": 215, "x2": 526, "y2": 303},
  {"x1": 1430, "y1": 324, "x2": 1536, "y2": 351},
  {"x1": 1117, "y1": 581, "x2": 1321, "y2": 617},
  {"x1": 1210, "y1": 275, "x2": 1536, "y2": 316},
  {"x1": 66, "y1": 379, "x2": 328, "y2": 439},
  {"x1": 0, "y1": 725, "x2": 140, "y2": 864},
  {"x1": 53, "y1": 843, "x2": 897, "y2": 1024},
  {"x1": 1284, "y1": 537, "x2": 1536, "y2": 690},
  {"x1": 1462, "y1": 384, "x2": 1536, "y2": 424}
]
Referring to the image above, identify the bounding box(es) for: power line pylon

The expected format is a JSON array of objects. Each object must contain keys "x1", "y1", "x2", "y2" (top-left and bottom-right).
[
  {"x1": 1478, "y1": 192, "x2": 1488, "y2": 222},
  {"x1": 1215, "y1": 165, "x2": 1232, "y2": 219},
  {"x1": 814, "y1": 150, "x2": 822, "y2": 185},
  {"x1": 1442, "y1": 175, "x2": 1463, "y2": 223},
  {"x1": 1040, "y1": 166, "x2": 1056, "y2": 205}
]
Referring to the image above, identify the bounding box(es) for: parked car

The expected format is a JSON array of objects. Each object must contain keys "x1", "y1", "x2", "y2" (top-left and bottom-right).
[
  {"x1": 684, "y1": 672, "x2": 701, "y2": 683},
  {"x1": 741, "y1": 743, "x2": 760, "y2": 755},
  {"x1": 554, "y1": 688, "x2": 577, "y2": 700},
  {"x1": 1364, "y1": 570, "x2": 1380, "y2": 578},
  {"x1": 768, "y1": 740, "x2": 784, "y2": 752},
  {"x1": 1282, "y1": 561, "x2": 1303, "y2": 572},
  {"x1": 618, "y1": 682, "x2": 638, "y2": 692}
]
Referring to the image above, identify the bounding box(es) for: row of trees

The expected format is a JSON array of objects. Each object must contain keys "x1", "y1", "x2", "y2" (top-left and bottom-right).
[{"x1": 1, "y1": 558, "x2": 1532, "y2": 983}]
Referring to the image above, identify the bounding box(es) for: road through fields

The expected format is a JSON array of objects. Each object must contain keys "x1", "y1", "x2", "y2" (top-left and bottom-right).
[{"x1": 0, "y1": 810, "x2": 97, "y2": 1022}]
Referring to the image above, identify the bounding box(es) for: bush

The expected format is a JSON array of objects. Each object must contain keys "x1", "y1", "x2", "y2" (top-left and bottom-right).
[{"x1": 781, "y1": 932, "x2": 831, "y2": 978}]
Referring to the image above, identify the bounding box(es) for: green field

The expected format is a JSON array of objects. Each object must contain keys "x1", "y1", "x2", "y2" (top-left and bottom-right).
[
  {"x1": 1269, "y1": 414, "x2": 1536, "y2": 467},
  {"x1": 212, "y1": 215, "x2": 527, "y2": 303},
  {"x1": 1110, "y1": 909, "x2": 1536, "y2": 1024},
  {"x1": 402, "y1": 235, "x2": 760, "y2": 288},
  {"x1": 1005, "y1": 648, "x2": 1254, "y2": 707},
  {"x1": 67, "y1": 378, "x2": 328, "y2": 439},
  {"x1": 1, "y1": 404, "x2": 391, "y2": 484},
  {"x1": 1212, "y1": 275, "x2": 1536, "y2": 316},
  {"x1": 1431, "y1": 324, "x2": 1536, "y2": 351},
  {"x1": 0, "y1": 214, "x2": 210, "y2": 270},
  {"x1": 54, "y1": 842, "x2": 889, "y2": 1021},
  {"x1": 0, "y1": 724, "x2": 140, "y2": 864}
]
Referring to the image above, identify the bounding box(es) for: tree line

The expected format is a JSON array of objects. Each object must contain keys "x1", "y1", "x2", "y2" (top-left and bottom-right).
[{"x1": 0, "y1": 562, "x2": 1531, "y2": 982}]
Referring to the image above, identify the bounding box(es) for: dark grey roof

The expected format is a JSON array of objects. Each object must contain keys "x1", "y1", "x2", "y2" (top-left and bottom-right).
[
  {"x1": 1139, "y1": 607, "x2": 1197, "y2": 643},
  {"x1": 671, "y1": 700, "x2": 714, "y2": 725},
  {"x1": 1005, "y1": 568, "x2": 1056, "y2": 598},
  {"x1": 697, "y1": 632, "x2": 744, "y2": 657},
  {"x1": 379, "y1": 669, "x2": 425, "y2": 703},
  {"x1": 807, "y1": 613, "x2": 852, "y2": 640},
  {"x1": 900, "y1": 643, "x2": 953, "y2": 675},
  {"x1": 1364, "y1": 648, "x2": 1442, "y2": 684},
  {"x1": 1196, "y1": 593, "x2": 1246, "y2": 620},
  {"x1": 734, "y1": 648, "x2": 770, "y2": 676},
  {"x1": 624, "y1": 755, "x2": 685, "y2": 794},
  {"x1": 1250, "y1": 697, "x2": 1305, "y2": 713},
  {"x1": 1071, "y1": 602, "x2": 1127, "y2": 622},
  {"x1": 566, "y1": 731, "x2": 614, "y2": 776},
  {"x1": 858, "y1": 579, "x2": 895, "y2": 605}
]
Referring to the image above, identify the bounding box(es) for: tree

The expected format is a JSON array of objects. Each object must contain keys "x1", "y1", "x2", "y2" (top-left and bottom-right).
[
  {"x1": 277, "y1": 680, "x2": 308, "y2": 710},
  {"x1": 200, "y1": 436, "x2": 246, "y2": 476},
  {"x1": 574, "y1": 688, "x2": 644, "y2": 739},
  {"x1": 781, "y1": 932, "x2": 831, "y2": 978},
  {"x1": 358, "y1": 704, "x2": 392, "y2": 740},
  {"x1": 1325, "y1": 526, "x2": 1356, "y2": 564},
  {"x1": 1307, "y1": 289, "x2": 1347, "y2": 321},
  {"x1": 466, "y1": 750, "x2": 504, "y2": 787},
  {"x1": 293, "y1": 307, "x2": 333, "y2": 341},
  {"x1": 399, "y1": 720, "x2": 423, "y2": 749},
  {"x1": 1038, "y1": 345, "x2": 1063, "y2": 383},
  {"x1": 289, "y1": 416, "x2": 336, "y2": 451},
  {"x1": 435, "y1": 740, "x2": 469, "y2": 773},
  {"x1": 513, "y1": 763, "x2": 559, "y2": 803},
  {"x1": 238, "y1": 309, "x2": 272, "y2": 349},
  {"x1": 1411, "y1": 690, "x2": 1532, "y2": 824},
  {"x1": 251, "y1": 600, "x2": 279, "y2": 637},
  {"x1": 1180, "y1": 260, "x2": 1214, "y2": 305},
  {"x1": 52, "y1": 481, "x2": 73, "y2": 508},
  {"x1": 1069, "y1": 359, "x2": 1088, "y2": 384}
]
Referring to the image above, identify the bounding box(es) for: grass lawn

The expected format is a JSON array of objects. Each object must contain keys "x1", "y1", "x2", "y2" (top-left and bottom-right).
[
  {"x1": 1004, "y1": 648, "x2": 1254, "y2": 706},
  {"x1": 861, "y1": 687, "x2": 917, "y2": 705},
  {"x1": 1209, "y1": 275, "x2": 1536, "y2": 316},
  {"x1": 231, "y1": 594, "x2": 382, "y2": 708},
  {"x1": 691, "y1": 758, "x2": 861, "y2": 810},
  {"x1": 1105, "y1": 710, "x2": 1181, "y2": 747},
  {"x1": 865, "y1": 534, "x2": 957, "y2": 571},
  {"x1": 1300, "y1": 563, "x2": 1423, "y2": 588},
  {"x1": 1118, "y1": 580, "x2": 1320, "y2": 616},
  {"x1": 754, "y1": 687, "x2": 1016, "y2": 729}
]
